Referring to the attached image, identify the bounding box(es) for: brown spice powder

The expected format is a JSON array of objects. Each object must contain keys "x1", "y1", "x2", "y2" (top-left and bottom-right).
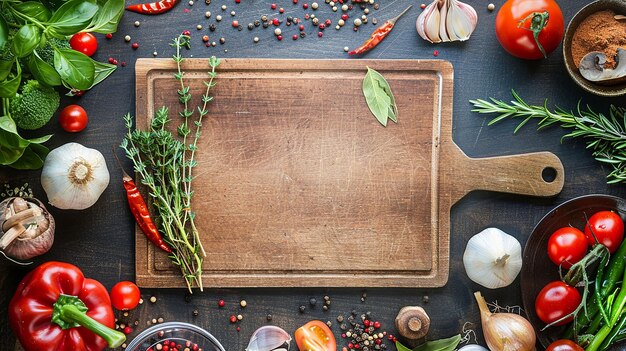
[{"x1": 571, "y1": 10, "x2": 626, "y2": 69}]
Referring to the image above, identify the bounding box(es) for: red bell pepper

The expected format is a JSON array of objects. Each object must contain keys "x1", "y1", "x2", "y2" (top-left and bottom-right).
[{"x1": 9, "y1": 261, "x2": 126, "y2": 351}]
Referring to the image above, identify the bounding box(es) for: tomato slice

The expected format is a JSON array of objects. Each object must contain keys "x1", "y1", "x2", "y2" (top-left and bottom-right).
[{"x1": 295, "y1": 320, "x2": 337, "y2": 351}]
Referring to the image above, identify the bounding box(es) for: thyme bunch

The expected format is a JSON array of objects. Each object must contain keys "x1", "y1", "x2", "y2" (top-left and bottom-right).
[
  {"x1": 120, "y1": 34, "x2": 220, "y2": 292},
  {"x1": 470, "y1": 91, "x2": 626, "y2": 184}
]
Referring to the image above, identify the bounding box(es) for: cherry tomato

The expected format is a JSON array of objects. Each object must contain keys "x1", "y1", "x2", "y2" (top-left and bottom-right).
[
  {"x1": 495, "y1": 0, "x2": 564, "y2": 59},
  {"x1": 110, "y1": 281, "x2": 141, "y2": 311},
  {"x1": 295, "y1": 320, "x2": 337, "y2": 351},
  {"x1": 69, "y1": 32, "x2": 98, "y2": 57},
  {"x1": 584, "y1": 211, "x2": 624, "y2": 253},
  {"x1": 59, "y1": 105, "x2": 88, "y2": 132},
  {"x1": 535, "y1": 281, "x2": 581, "y2": 326},
  {"x1": 547, "y1": 227, "x2": 588, "y2": 269},
  {"x1": 546, "y1": 340, "x2": 584, "y2": 351}
]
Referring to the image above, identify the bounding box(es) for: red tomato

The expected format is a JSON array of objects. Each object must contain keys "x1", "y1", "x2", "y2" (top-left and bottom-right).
[
  {"x1": 547, "y1": 227, "x2": 588, "y2": 269},
  {"x1": 295, "y1": 320, "x2": 337, "y2": 351},
  {"x1": 495, "y1": 0, "x2": 564, "y2": 59},
  {"x1": 584, "y1": 211, "x2": 624, "y2": 253},
  {"x1": 546, "y1": 340, "x2": 584, "y2": 351},
  {"x1": 59, "y1": 105, "x2": 88, "y2": 132},
  {"x1": 535, "y1": 281, "x2": 581, "y2": 326},
  {"x1": 69, "y1": 32, "x2": 98, "y2": 57},
  {"x1": 110, "y1": 281, "x2": 141, "y2": 311}
]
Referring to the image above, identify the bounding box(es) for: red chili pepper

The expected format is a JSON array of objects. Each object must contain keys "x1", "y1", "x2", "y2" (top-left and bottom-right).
[
  {"x1": 113, "y1": 150, "x2": 173, "y2": 253},
  {"x1": 122, "y1": 173, "x2": 173, "y2": 253},
  {"x1": 9, "y1": 262, "x2": 126, "y2": 351},
  {"x1": 349, "y1": 5, "x2": 412, "y2": 56},
  {"x1": 126, "y1": 0, "x2": 178, "y2": 15}
]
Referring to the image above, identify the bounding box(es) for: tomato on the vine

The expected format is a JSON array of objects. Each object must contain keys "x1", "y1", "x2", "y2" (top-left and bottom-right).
[
  {"x1": 110, "y1": 281, "x2": 141, "y2": 311},
  {"x1": 584, "y1": 211, "x2": 624, "y2": 253},
  {"x1": 547, "y1": 227, "x2": 588, "y2": 269},
  {"x1": 535, "y1": 281, "x2": 581, "y2": 326},
  {"x1": 295, "y1": 320, "x2": 337, "y2": 351},
  {"x1": 546, "y1": 340, "x2": 584, "y2": 351},
  {"x1": 69, "y1": 32, "x2": 98, "y2": 57},
  {"x1": 495, "y1": 0, "x2": 564, "y2": 59},
  {"x1": 59, "y1": 105, "x2": 88, "y2": 132}
]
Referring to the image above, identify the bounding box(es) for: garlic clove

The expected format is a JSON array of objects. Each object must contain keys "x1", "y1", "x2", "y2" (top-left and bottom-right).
[
  {"x1": 416, "y1": 0, "x2": 477, "y2": 43},
  {"x1": 246, "y1": 325, "x2": 292, "y2": 351},
  {"x1": 463, "y1": 228, "x2": 523, "y2": 289}
]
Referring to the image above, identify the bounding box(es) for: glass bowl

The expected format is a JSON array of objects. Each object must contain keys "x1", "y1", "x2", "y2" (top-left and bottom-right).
[{"x1": 125, "y1": 322, "x2": 226, "y2": 351}]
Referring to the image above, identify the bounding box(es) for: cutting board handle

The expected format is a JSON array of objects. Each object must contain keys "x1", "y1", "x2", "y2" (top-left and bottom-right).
[{"x1": 449, "y1": 146, "x2": 564, "y2": 201}]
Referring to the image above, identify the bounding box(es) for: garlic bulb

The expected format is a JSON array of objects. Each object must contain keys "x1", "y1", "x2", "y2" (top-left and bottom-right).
[
  {"x1": 41, "y1": 142, "x2": 110, "y2": 210},
  {"x1": 0, "y1": 197, "x2": 54, "y2": 261},
  {"x1": 246, "y1": 326, "x2": 291, "y2": 351},
  {"x1": 463, "y1": 228, "x2": 522, "y2": 289},
  {"x1": 416, "y1": 0, "x2": 478, "y2": 43},
  {"x1": 458, "y1": 345, "x2": 489, "y2": 351},
  {"x1": 474, "y1": 292, "x2": 536, "y2": 351}
]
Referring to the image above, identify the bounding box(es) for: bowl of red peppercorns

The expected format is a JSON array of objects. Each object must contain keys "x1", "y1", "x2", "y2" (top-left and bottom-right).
[{"x1": 125, "y1": 322, "x2": 225, "y2": 351}]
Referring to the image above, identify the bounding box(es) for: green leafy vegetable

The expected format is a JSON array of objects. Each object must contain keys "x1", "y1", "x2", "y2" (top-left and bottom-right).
[
  {"x1": 54, "y1": 47, "x2": 94, "y2": 90},
  {"x1": 46, "y1": 0, "x2": 99, "y2": 36},
  {"x1": 470, "y1": 91, "x2": 626, "y2": 184},
  {"x1": 0, "y1": 62, "x2": 21, "y2": 98},
  {"x1": 0, "y1": 114, "x2": 51, "y2": 169},
  {"x1": 25, "y1": 52, "x2": 62, "y2": 86},
  {"x1": 362, "y1": 67, "x2": 398, "y2": 126},
  {"x1": 13, "y1": 2, "x2": 52, "y2": 22},
  {"x1": 11, "y1": 24, "x2": 41, "y2": 58},
  {"x1": 84, "y1": 0, "x2": 124, "y2": 33},
  {"x1": 396, "y1": 335, "x2": 462, "y2": 351},
  {"x1": 0, "y1": 17, "x2": 8, "y2": 49}
]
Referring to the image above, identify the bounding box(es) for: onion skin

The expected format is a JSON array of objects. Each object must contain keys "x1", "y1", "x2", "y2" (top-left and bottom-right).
[{"x1": 474, "y1": 291, "x2": 536, "y2": 351}]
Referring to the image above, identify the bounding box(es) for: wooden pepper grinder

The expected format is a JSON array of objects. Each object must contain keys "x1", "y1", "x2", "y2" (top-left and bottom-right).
[{"x1": 395, "y1": 306, "x2": 430, "y2": 344}]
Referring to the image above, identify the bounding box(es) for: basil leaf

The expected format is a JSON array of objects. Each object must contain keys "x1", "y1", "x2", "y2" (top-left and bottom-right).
[
  {"x1": 11, "y1": 24, "x2": 42, "y2": 58},
  {"x1": 92, "y1": 60, "x2": 116, "y2": 86},
  {"x1": 0, "y1": 59, "x2": 14, "y2": 81},
  {"x1": 27, "y1": 134, "x2": 53, "y2": 144},
  {"x1": 54, "y1": 47, "x2": 94, "y2": 90},
  {"x1": 0, "y1": 62, "x2": 21, "y2": 98},
  {"x1": 9, "y1": 145, "x2": 46, "y2": 169},
  {"x1": 411, "y1": 335, "x2": 462, "y2": 351},
  {"x1": 84, "y1": 0, "x2": 124, "y2": 33},
  {"x1": 363, "y1": 67, "x2": 393, "y2": 126},
  {"x1": 40, "y1": 0, "x2": 70, "y2": 11},
  {"x1": 14, "y1": 2, "x2": 52, "y2": 22},
  {"x1": 25, "y1": 52, "x2": 62, "y2": 86},
  {"x1": 0, "y1": 116, "x2": 29, "y2": 164},
  {"x1": 0, "y1": 17, "x2": 8, "y2": 49},
  {"x1": 395, "y1": 342, "x2": 413, "y2": 351},
  {"x1": 47, "y1": 0, "x2": 99, "y2": 36}
]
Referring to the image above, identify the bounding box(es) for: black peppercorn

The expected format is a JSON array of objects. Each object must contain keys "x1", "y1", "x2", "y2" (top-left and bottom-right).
[
  {"x1": 192, "y1": 310, "x2": 199, "y2": 316},
  {"x1": 299, "y1": 305, "x2": 306, "y2": 313},
  {"x1": 248, "y1": 23, "x2": 254, "y2": 30},
  {"x1": 262, "y1": 22, "x2": 269, "y2": 28},
  {"x1": 287, "y1": 16, "x2": 293, "y2": 22},
  {"x1": 209, "y1": 24, "x2": 217, "y2": 31},
  {"x1": 254, "y1": 20, "x2": 261, "y2": 26},
  {"x1": 300, "y1": 31, "x2": 306, "y2": 38},
  {"x1": 219, "y1": 37, "x2": 225, "y2": 44},
  {"x1": 309, "y1": 298, "x2": 317, "y2": 306},
  {"x1": 266, "y1": 314, "x2": 273, "y2": 321}
]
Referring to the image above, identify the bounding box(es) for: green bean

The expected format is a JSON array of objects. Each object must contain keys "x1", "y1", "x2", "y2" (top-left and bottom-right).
[
  {"x1": 596, "y1": 251, "x2": 611, "y2": 325},
  {"x1": 600, "y1": 312, "x2": 626, "y2": 351}
]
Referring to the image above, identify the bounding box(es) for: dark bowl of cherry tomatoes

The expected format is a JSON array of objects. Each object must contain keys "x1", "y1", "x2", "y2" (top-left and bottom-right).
[{"x1": 521, "y1": 194, "x2": 626, "y2": 350}]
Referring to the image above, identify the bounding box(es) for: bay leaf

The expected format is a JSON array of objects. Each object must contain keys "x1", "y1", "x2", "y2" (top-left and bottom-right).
[{"x1": 362, "y1": 67, "x2": 398, "y2": 126}]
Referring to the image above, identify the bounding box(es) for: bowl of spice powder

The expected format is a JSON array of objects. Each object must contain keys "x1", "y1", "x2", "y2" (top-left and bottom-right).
[{"x1": 563, "y1": 0, "x2": 626, "y2": 96}]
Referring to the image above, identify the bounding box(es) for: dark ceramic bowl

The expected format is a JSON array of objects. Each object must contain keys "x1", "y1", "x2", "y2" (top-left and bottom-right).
[
  {"x1": 563, "y1": 0, "x2": 626, "y2": 96},
  {"x1": 520, "y1": 194, "x2": 626, "y2": 349}
]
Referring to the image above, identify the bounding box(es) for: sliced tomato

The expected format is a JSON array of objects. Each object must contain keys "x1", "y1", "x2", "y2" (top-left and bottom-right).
[{"x1": 295, "y1": 320, "x2": 337, "y2": 351}]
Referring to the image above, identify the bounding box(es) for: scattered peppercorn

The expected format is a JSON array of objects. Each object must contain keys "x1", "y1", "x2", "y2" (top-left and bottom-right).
[
  {"x1": 266, "y1": 313, "x2": 273, "y2": 321},
  {"x1": 240, "y1": 300, "x2": 247, "y2": 308},
  {"x1": 229, "y1": 315, "x2": 237, "y2": 323},
  {"x1": 219, "y1": 37, "x2": 225, "y2": 44},
  {"x1": 279, "y1": 7, "x2": 284, "y2": 13},
  {"x1": 236, "y1": 326, "x2": 241, "y2": 332},
  {"x1": 132, "y1": 42, "x2": 139, "y2": 49},
  {"x1": 216, "y1": 15, "x2": 222, "y2": 21},
  {"x1": 303, "y1": 3, "x2": 308, "y2": 9},
  {"x1": 124, "y1": 35, "x2": 131, "y2": 42},
  {"x1": 299, "y1": 305, "x2": 306, "y2": 313},
  {"x1": 292, "y1": 34, "x2": 298, "y2": 40},
  {"x1": 323, "y1": 305, "x2": 329, "y2": 311},
  {"x1": 309, "y1": 298, "x2": 317, "y2": 306},
  {"x1": 271, "y1": 3, "x2": 277, "y2": 9},
  {"x1": 106, "y1": 33, "x2": 113, "y2": 39},
  {"x1": 273, "y1": 18, "x2": 280, "y2": 25},
  {"x1": 423, "y1": 295, "x2": 429, "y2": 303},
  {"x1": 343, "y1": 46, "x2": 349, "y2": 52},
  {"x1": 193, "y1": 309, "x2": 199, "y2": 316},
  {"x1": 182, "y1": 30, "x2": 191, "y2": 35},
  {"x1": 274, "y1": 28, "x2": 282, "y2": 35},
  {"x1": 134, "y1": 20, "x2": 141, "y2": 27},
  {"x1": 487, "y1": 3, "x2": 495, "y2": 11},
  {"x1": 248, "y1": 23, "x2": 254, "y2": 29},
  {"x1": 205, "y1": 11, "x2": 211, "y2": 17},
  {"x1": 232, "y1": 20, "x2": 239, "y2": 27},
  {"x1": 218, "y1": 299, "x2": 225, "y2": 307},
  {"x1": 202, "y1": 35, "x2": 209, "y2": 42},
  {"x1": 209, "y1": 24, "x2": 217, "y2": 31},
  {"x1": 277, "y1": 35, "x2": 283, "y2": 40},
  {"x1": 221, "y1": 4, "x2": 227, "y2": 10}
]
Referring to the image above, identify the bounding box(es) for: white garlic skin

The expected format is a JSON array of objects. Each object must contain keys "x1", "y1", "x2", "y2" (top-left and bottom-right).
[
  {"x1": 463, "y1": 227, "x2": 522, "y2": 289},
  {"x1": 41, "y1": 143, "x2": 110, "y2": 210},
  {"x1": 416, "y1": 0, "x2": 478, "y2": 43}
]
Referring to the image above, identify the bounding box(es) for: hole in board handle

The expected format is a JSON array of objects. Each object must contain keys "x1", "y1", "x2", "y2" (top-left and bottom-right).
[{"x1": 542, "y1": 167, "x2": 557, "y2": 183}]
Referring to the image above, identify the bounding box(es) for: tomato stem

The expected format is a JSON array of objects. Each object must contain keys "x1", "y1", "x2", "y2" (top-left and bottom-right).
[{"x1": 517, "y1": 11, "x2": 550, "y2": 59}]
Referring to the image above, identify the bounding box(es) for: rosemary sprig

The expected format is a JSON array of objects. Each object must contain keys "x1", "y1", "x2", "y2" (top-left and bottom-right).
[
  {"x1": 120, "y1": 34, "x2": 220, "y2": 292},
  {"x1": 470, "y1": 91, "x2": 626, "y2": 184}
]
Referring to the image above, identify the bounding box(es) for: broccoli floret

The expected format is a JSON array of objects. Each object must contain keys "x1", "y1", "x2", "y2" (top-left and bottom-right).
[
  {"x1": 10, "y1": 80, "x2": 60, "y2": 130},
  {"x1": 0, "y1": 28, "x2": 17, "y2": 62},
  {"x1": 35, "y1": 38, "x2": 70, "y2": 66}
]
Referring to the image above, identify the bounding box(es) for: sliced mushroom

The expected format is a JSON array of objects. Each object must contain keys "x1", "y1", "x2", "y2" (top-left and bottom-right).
[
  {"x1": 395, "y1": 306, "x2": 430, "y2": 340},
  {"x1": 579, "y1": 48, "x2": 626, "y2": 85}
]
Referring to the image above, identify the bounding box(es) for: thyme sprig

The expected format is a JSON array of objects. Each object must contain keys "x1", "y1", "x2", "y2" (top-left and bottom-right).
[
  {"x1": 120, "y1": 34, "x2": 220, "y2": 292},
  {"x1": 470, "y1": 91, "x2": 626, "y2": 184}
]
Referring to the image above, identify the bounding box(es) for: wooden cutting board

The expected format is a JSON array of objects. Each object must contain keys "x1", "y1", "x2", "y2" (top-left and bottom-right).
[{"x1": 134, "y1": 59, "x2": 564, "y2": 288}]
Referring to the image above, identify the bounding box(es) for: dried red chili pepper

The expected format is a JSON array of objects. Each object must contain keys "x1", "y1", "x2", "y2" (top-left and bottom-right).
[
  {"x1": 126, "y1": 0, "x2": 178, "y2": 15},
  {"x1": 113, "y1": 150, "x2": 173, "y2": 253},
  {"x1": 349, "y1": 5, "x2": 412, "y2": 56}
]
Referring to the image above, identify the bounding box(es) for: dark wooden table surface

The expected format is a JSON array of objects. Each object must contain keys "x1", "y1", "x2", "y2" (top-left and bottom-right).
[{"x1": 2, "y1": 0, "x2": 625, "y2": 350}]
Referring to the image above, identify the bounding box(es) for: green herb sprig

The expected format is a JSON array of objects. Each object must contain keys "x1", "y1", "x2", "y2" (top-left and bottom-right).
[
  {"x1": 121, "y1": 34, "x2": 220, "y2": 292},
  {"x1": 470, "y1": 91, "x2": 626, "y2": 184},
  {"x1": 362, "y1": 67, "x2": 398, "y2": 126}
]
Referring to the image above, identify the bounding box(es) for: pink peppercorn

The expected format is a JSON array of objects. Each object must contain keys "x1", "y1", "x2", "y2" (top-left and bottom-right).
[
  {"x1": 182, "y1": 30, "x2": 191, "y2": 36},
  {"x1": 325, "y1": 19, "x2": 331, "y2": 25},
  {"x1": 236, "y1": 0, "x2": 240, "y2": 2},
  {"x1": 341, "y1": 14, "x2": 348, "y2": 20},
  {"x1": 232, "y1": 20, "x2": 239, "y2": 27},
  {"x1": 375, "y1": 339, "x2": 382, "y2": 345},
  {"x1": 373, "y1": 321, "x2": 381, "y2": 329},
  {"x1": 170, "y1": 342, "x2": 176, "y2": 348},
  {"x1": 341, "y1": 333, "x2": 346, "y2": 338},
  {"x1": 299, "y1": 24, "x2": 304, "y2": 30},
  {"x1": 123, "y1": 326, "x2": 132, "y2": 334},
  {"x1": 348, "y1": 343, "x2": 354, "y2": 348},
  {"x1": 236, "y1": 326, "x2": 241, "y2": 332},
  {"x1": 277, "y1": 35, "x2": 283, "y2": 40},
  {"x1": 305, "y1": 14, "x2": 310, "y2": 19},
  {"x1": 121, "y1": 61, "x2": 127, "y2": 67},
  {"x1": 218, "y1": 299, "x2": 225, "y2": 307},
  {"x1": 229, "y1": 315, "x2": 237, "y2": 323},
  {"x1": 279, "y1": 7, "x2": 284, "y2": 13},
  {"x1": 132, "y1": 42, "x2": 139, "y2": 49},
  {"x1": 293, "y1": 0, "x2": 298, "y2": 3},
  {"x1": 420, "y1": 3, "x2": 426, "y2": 9},
  {"x1": 292, "y1": 34, "x2": 298, "y2": 40},
  {"x1": 162, "y1": 346, "x2": 169, "y2": 351},
  {"x1": 433, "y1": 50, "x2": 439, "y2": 57},
  {"x1": 271, "y1": 3, "x2": 277, "y2": 9},
  {"x1": 273, "y1": 18, "x2": 280, "y2": 25},
  {"x1": 105, "y1": 33, "x2": 113, "y2": 39},
  {"x1": 318, "y1": 24, "x2": 325, "y2": 29},
  {"x1": 363, "y1": 320, "x2": 370, "y2": 327},
  {"x1": 303, "y1": 3, "x2": 308, "y2": 8},
  {"x1": 317, "y1": 31, "x2": 323, "y2": 37}
]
